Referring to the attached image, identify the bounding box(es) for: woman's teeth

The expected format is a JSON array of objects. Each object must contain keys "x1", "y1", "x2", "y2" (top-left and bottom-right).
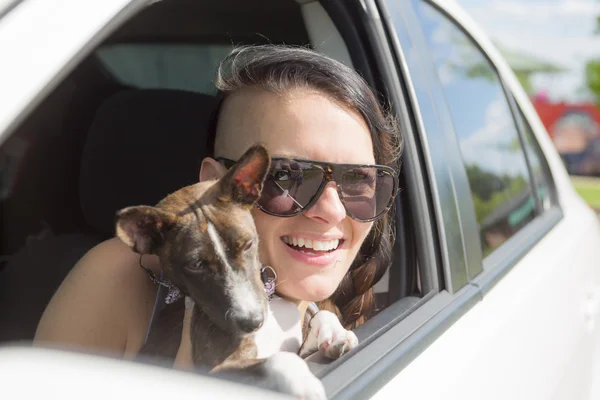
[{"x1": 282, "y1": 236, "x2": 340, "y2": 251}]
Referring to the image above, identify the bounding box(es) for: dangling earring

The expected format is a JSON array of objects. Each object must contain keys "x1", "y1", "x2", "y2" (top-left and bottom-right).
[{"x1": 261, "y1": 265, "x2": 277, "y2": 299}]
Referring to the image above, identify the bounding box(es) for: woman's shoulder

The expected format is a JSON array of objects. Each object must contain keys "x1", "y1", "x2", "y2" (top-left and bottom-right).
[
  {"x1": 56, "y1": 237, "x2": 160, "y2": 304},
  {"x1": 34, "y1": 237, "x2": 159, "y2": 357},
  {"x1": 78, "y1": 237, "x2": 161, "y2": 275}
]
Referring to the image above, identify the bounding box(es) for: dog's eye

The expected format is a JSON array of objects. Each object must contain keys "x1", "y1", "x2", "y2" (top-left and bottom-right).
[
  {"x1": 243, "y1": 239, "x2": 254, "y2": 252},
  {"x1": 185, "y1": 261, "x2": 205, "y2": 272}
]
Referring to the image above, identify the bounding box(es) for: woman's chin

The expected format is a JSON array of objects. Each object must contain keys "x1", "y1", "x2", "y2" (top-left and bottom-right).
[
  {"x1": 277, "y1": 276, "x2": 339, "y2": 303},
  {"x1": 270, "y1": 249, "x2": 352, "y2": 302}
]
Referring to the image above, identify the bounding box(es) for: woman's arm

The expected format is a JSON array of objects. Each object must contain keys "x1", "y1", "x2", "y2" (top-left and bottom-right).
[
  {"x1": 173, "y1": 298, "x2": 194, "y2": 370},
  {"x1": 34, "y1": 238, "x2": 159, "y2": 359}
]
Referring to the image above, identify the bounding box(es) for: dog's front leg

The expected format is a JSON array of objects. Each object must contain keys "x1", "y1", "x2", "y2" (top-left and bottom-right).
[
  {"x1": 299, "y1": 311, "x2": 358, "y2": 359},
  {"x1": 263, "y1": 352, "x2": 326, "y2": 400},
  {"x1": 213, "y1": 353, "x2": 327, "y2": 400}
]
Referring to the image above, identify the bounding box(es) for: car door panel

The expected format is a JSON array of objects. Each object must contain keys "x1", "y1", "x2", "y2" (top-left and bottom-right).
[{"x1": 374, "y1": 204, "x2": 599, "y2": 400}]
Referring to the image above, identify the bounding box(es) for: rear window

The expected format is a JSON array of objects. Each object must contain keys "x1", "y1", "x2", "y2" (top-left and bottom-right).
[{"x1": 96, "y1": 43, "x2": 233, "y2": 94}]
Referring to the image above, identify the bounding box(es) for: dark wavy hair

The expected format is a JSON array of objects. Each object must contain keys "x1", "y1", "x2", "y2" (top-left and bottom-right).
[{"x1": 206, "y1": 44, "x2": 403, "y2": 329}]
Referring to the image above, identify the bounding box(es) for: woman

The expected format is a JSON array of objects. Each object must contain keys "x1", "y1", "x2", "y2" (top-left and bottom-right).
[{"x1": 34, "y1": 44, "x2": 402, "y2": 364}]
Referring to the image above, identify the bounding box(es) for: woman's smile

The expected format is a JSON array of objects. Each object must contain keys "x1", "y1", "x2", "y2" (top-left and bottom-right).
[{"x1": 280, "y1": 234, "x2": 345, "y2": 267}]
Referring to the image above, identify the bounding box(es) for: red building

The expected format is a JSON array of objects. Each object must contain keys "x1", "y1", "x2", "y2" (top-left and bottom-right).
[
  {"x1": 531, "y1": 96, "x2": 600, "y2": 176},
  {"x1": 532, "y1": 99, "x2": 600, "y2": 138}
]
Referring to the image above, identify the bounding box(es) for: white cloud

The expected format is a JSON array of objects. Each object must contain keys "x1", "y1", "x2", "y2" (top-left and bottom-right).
[
  {"x1": 437, "y1": 62, "x2": 456, "y2": 85},
  {"x1": 431, "y1": 24, "x2": 451, "y2": 46},
  {"x1": 492, "y1": 0, "x2": 597, "y2": 19},
  {"x1": 460, "y1": 95, "x2": 529, "y2": 176}
]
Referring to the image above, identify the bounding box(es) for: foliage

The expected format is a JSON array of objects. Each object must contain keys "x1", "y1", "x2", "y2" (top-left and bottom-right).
[
  {"x1": 585, "y1": 14, "x2": 600, "y2": 104},
  {"x1": 586, "y1": 60, "x2": 600, "y2": 104},
  {"x1": 572, "y1": 176, "x2": 600, "y2": 209},
  {"x1": 466, "y1": 164, "x2": 528, "y2": 222}
]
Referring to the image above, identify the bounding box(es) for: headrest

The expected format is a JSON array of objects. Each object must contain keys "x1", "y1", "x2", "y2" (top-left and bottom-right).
[{"x1": 79, "y1": 89, "x2": 218, "y2": 234}]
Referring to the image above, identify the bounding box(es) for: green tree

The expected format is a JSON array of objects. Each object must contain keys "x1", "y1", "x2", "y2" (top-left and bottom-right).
[
  {"x1": 465, "y1": 164, "x2": 529, "y2": 223},
  {"x1": 465, "y1": 164, "x2": 505, "y2": 201},
  {"x1": 585, "y1": 15, "x2": 600, "y2": 104}
]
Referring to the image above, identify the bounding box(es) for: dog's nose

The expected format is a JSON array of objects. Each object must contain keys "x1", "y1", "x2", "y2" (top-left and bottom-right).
[{"x1": 237, "y1": 312, "x2": 264, "y2": 333}]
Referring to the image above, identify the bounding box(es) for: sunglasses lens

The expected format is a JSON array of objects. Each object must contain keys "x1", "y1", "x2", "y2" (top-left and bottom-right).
[
  {"x1": 340, "y1": 167, "x2": 395, "y2": 221},
  {"x1": 255, "y1": 159, "x2": 395, "y2": 221},
  {"x1": 258, "y1": 160, "x2": 324, "y2": 216}
]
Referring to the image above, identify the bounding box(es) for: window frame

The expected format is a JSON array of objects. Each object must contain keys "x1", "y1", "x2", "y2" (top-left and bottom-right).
[{"x1": 378, "y1": 0, "x2": 481, "y2": 293}]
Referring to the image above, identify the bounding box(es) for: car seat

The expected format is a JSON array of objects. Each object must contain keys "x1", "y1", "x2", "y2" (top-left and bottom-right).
[{"x1": 0, "y1": 89, "x2": 218, "y2": 343}]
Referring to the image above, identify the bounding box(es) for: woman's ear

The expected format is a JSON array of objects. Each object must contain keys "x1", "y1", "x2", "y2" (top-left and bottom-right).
[{"x1": 199, "y1": 157, "x2": 227, "y2": 182}]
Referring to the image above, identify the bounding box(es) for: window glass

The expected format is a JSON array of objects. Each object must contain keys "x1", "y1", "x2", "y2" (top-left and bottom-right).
[
  {"x1": 517, "y1": 108, "x2": 554, "y2": 212},
  {"x1": 96, "y1": 43, "x2": 233, "y2": 94},
  {"x1": 413, "y1": 1, "x2": 538, "y2": 256}
]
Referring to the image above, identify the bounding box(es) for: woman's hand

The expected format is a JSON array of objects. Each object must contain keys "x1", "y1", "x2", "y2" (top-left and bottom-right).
[{"x1": 173, "y1": 297, "x2": 195, "y2": 370}]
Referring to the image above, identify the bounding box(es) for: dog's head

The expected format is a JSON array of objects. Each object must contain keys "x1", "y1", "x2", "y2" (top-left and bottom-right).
[{"x1": 115, "y1": 144, "x2": 271, "y2": 334}]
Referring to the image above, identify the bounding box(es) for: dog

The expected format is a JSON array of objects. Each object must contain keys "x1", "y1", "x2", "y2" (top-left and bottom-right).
[{"x1": 115, "y1": 144, "x2": 358, "y2": 399}]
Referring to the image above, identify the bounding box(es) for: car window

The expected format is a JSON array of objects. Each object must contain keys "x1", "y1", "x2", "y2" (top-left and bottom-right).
[
  {"x1": 96, "y1": 43, "x2": 234, "y2": 94},
  {"x1": 413, "y1": 0, "x2": 539, "y2": 257},
  {"x1": 516, "y1": 108, "x2": 554, "y2": 212}
]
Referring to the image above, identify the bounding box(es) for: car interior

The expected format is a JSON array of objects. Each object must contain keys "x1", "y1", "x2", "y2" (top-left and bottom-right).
[{"x1": 0, "y1": 0, "x2": 425, "y2": 376}]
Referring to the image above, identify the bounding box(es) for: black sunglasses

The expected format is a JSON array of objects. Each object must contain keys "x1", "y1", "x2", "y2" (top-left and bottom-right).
[{"x1": 217, "y1": 156, "x2": 399, "y2": 222}]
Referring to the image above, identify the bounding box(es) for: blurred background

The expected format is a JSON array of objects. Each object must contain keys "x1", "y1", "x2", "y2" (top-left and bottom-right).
[{"x1": 457, "y1": 0, "x2": 600, "y2": 209}]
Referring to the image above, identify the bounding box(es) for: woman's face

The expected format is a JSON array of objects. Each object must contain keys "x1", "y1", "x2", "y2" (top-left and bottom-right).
[{"x1": 209, "y1": 88, "x2": 375, "y2": 302}]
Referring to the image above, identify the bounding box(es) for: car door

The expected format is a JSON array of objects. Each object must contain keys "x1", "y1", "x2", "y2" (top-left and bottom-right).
[{"x1": 371, "y1": 0, "x2": 600, "y2": 399}]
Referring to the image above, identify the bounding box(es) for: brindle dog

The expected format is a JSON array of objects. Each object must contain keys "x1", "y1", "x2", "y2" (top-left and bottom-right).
[{"x1": 115, "y1": 144, "x2": 357, "y2": 399}]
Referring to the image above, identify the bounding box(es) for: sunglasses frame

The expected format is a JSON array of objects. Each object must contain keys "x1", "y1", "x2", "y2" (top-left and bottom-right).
[{"x1": 216, "y1": 156, "x2": 399, "y2": 222}]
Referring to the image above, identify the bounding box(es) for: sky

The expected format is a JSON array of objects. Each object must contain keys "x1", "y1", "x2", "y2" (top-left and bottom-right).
[{"x1": 456, "y1": 0, "x2": 600, "y2": 103}]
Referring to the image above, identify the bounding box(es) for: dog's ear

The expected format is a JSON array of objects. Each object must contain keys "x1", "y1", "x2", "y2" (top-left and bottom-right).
[
  {"x1": 219, "y1": 143, "x2": 270, "y2": 206},
  {"x1": 115, "y1": 206, "x2": 177, "y2": 254}
]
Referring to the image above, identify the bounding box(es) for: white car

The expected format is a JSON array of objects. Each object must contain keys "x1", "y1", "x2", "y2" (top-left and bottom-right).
[{"x1": 1, "y1": 0, "x2": 599, "y2": 399}]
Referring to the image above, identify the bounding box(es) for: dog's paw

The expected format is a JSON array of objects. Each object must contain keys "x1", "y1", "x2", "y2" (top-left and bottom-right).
[
  {"x1": 299, "y1": 311, "x2": 358, "y2": 360},
  {"x1": 263, "y1": 352, "x2": 327, "y2": 400}
]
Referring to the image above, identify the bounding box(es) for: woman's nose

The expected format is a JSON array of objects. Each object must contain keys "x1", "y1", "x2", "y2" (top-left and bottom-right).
[{"x1": 303, "y1": 182, "x2": 346, "y2": 225}]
